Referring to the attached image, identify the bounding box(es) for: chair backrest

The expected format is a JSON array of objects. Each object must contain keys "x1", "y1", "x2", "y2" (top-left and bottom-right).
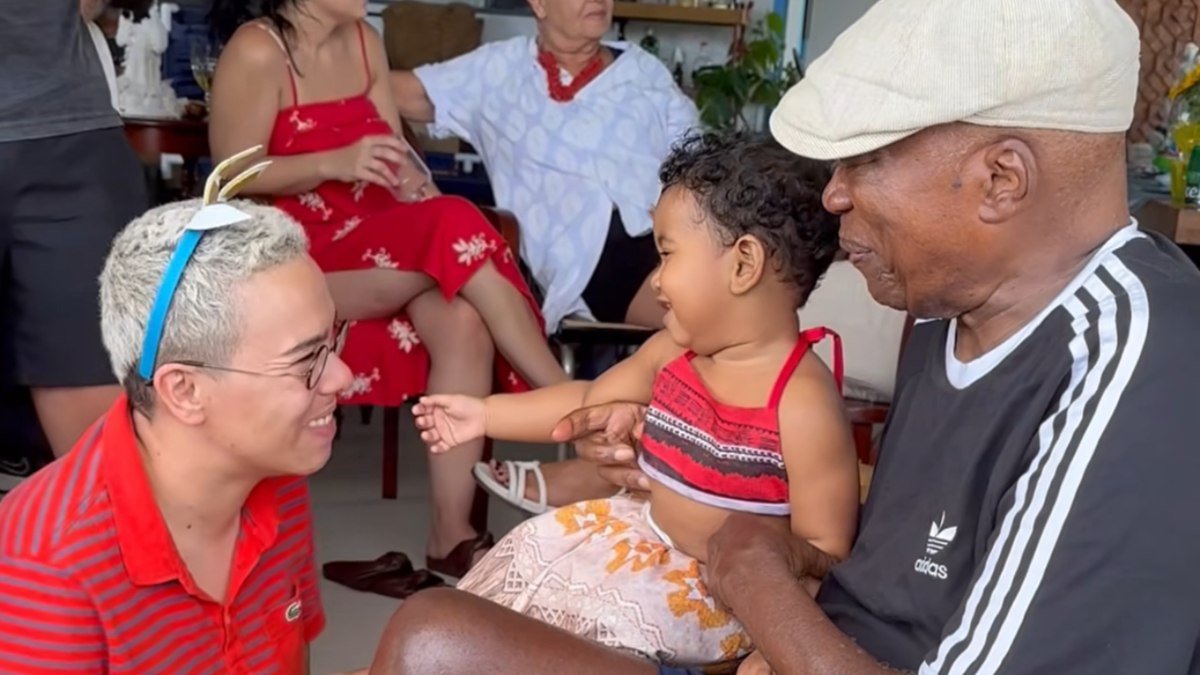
[
  {"x1": 800, "y1": 261, "x2": 910, "y2": 400},
  {"x1": 380, "y1": 1, "x2": 483, "y2": 70}
]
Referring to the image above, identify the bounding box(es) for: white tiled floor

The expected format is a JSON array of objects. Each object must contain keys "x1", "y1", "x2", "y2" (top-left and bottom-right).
[{"x1": 309, "y1": 407, "x2": 556, "y2": 674}]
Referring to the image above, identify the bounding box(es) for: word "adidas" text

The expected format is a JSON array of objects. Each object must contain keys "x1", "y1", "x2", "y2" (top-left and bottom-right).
[{"x1": 914, "y1": 557, "x2": 949, "y2": 580}]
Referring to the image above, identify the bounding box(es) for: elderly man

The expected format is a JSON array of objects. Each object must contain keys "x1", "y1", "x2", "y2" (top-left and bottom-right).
[
  {"x1": 361, "y1": 1, "x2": 1200, "y2": 674},
  {"x1": 0, "y1": 192, "x2": 351, "y2": 672}
]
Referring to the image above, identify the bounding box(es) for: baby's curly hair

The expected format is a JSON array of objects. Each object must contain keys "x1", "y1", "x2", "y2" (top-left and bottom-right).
[{"x1": 659, "y1": 131, "x2": 839, "y2": 306}]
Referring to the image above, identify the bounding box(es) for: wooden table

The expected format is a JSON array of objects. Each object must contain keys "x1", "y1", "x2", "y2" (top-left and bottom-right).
[
  {"x1": 1133, "y1": 198, "x2": 1200, "y2": 270},
  {"x1": 122, "y1": 116, "x2": 210, "y2": 199},
  {"x1": 1136, "y1": 199, "x2": 1200, "y2": 246}
]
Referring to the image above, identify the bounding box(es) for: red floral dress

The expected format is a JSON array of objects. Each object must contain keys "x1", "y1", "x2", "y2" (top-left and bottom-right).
[{"x1": 265, "y1": 24, "x2": 539, "y2": 406}]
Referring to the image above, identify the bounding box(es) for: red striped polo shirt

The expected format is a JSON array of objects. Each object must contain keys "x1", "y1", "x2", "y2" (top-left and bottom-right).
[{"x1": 0, "y1": 395, "x2": 325, "y2": 673}]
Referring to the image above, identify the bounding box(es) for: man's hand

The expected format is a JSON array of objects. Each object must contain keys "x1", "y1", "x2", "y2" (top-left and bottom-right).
[
  {"x1": 737, "y1": 650, "x2": 773, "y2": 675},
  {"x1": 551, "y1": 402, "x2": 650, "y2": 491},
  {"x1": 706, "y1": 513, "x2": 834, "y2": 611}
]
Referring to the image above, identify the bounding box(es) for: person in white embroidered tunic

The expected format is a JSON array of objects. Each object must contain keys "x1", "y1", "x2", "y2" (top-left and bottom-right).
[
  {"x1": 391, "y1": 0, "x2": 697, "y2": 332},
  {"x1": 389, "y1": 0, "x2": 699, "y2": 510}
]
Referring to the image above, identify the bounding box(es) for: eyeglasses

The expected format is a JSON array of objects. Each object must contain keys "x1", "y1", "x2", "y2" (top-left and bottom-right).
[{"x1": 171, "y1": 321, "x2": 348, "y2": 390}]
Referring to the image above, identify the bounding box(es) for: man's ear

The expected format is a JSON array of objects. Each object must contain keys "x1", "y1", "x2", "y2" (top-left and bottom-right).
[
  {"x1": 976, "y1": 138, "x2": 1036, "y2": 224},
  {"x1": 151, "y1": 364, "x2": 208, "y2": 426},
  {"x1": 729, "y1": 235, "x2": 766, "y2": 296},
  {"x1": 527, "y1": 0, "x2": 548, "y2": 21}
]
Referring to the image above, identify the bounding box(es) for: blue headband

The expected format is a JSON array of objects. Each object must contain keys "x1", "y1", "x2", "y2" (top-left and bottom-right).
[{"x1": 136, "y1": 147, "x2": 270, "y2": 381}]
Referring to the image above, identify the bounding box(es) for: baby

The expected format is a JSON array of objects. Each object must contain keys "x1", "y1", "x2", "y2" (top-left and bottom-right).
[{"x1": 413, "y1": 132, "x2": 859, "y2": 671}]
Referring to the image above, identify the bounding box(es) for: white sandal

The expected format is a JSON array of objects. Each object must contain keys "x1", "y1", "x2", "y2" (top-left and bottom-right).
[{"x1": 472, "y1": 460, "x2": 550, "y2": 515}]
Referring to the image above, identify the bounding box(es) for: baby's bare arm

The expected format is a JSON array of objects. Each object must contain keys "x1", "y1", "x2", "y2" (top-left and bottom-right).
[
  {"x1": 481, "y1": 381, "x2": 590, "y2": 443},
  {"x1": 581, "y1": 330, "x2": 685, "y2": 407},
  {"x1": 778, "y1": 369, "x2": 860, "y2": 562},
  {"x1": 480, "y1": 331, "x2": 682, "y2": 443}
]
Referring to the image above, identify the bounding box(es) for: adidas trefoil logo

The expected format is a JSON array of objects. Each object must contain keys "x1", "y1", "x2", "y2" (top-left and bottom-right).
[
  {"x1": 926, "y1": 512, "x2": 957, "y2": 556},
  {"x1": 914, "y1": 512, "x2": 957, "y2": 581}
]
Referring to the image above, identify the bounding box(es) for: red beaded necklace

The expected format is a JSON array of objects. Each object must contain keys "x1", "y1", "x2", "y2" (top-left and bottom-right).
[{"x1": 536, "y1": 47, "x2": 606, "y2": 102}]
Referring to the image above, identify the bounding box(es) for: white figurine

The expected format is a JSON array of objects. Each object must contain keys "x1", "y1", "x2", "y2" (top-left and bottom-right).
[{"x1": 115, "y1": 1, "x2": 183, "y2": 118}]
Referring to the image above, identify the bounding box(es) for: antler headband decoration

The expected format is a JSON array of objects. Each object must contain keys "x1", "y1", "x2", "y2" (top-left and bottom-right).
[{"x1": 137, "y1": 146, "x2": 272, "y2": 380}]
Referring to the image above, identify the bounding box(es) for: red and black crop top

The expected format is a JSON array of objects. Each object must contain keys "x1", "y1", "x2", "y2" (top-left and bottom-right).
[{"x1": 637, "y1": 327, "x2": 842, "y2": 516}]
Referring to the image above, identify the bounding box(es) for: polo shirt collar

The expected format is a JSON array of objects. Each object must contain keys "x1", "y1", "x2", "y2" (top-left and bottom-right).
[{"x1": 100, "y1": 395, "x2": 283, "y2": 588}]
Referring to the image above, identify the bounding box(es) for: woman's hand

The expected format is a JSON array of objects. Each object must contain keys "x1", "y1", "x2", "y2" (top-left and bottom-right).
[
  {"x1": 412, "y1": 395, "x2": 488, "y2": 453},
  {"x1": 319, "y1": 135, "x2": 411, "y2": 189},
  {"x1": 737, "y1": 650, "x2": 773, "y2": 675}
]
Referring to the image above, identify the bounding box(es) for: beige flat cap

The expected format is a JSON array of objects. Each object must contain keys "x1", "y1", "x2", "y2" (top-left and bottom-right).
[{"x1": 770, "y1": 0, "x2": 1140, "y2": 160}]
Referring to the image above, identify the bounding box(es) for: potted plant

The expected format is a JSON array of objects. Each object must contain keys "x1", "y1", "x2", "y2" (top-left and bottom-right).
[{"x1": 692, "y1": 12, "x2": 802, "y2": 132}]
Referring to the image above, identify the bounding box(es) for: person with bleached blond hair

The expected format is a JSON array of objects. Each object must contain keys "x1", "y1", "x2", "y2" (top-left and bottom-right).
[{"x1": 0, "y1": 151, "x2": 351, "y2": 673}]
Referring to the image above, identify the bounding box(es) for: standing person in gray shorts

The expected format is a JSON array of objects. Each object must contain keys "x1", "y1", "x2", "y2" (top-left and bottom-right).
[{"x1": 0, "y1": 0, "x2": 148, "y2": 459}]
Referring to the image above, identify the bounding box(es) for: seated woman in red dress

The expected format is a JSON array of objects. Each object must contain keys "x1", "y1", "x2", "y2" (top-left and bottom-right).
[{"x1": 208, "y1": 0, "x2": 568, "y2": 578}]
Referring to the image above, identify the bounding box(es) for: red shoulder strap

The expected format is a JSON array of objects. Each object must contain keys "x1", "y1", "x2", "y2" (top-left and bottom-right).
[
  {"x1": 803, "y1": 326, "x2": 843, "y2": 394},
  {"x1": 767, "y1": 327, "x2": 844, "y2": 408}
]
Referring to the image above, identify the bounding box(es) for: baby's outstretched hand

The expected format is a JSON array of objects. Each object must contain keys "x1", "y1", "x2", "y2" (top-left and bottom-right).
[{"x1": 412, "y1": 395, "x2": 486, "y2": 453}]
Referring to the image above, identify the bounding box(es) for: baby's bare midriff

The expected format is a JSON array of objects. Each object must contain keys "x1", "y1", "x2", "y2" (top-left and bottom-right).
[{"x1": 647, "y1": 481, "x2": 788, "y2": 563}]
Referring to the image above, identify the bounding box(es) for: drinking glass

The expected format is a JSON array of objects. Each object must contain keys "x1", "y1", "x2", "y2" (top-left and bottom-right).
[
  {"x1": 190, "y1": 38, "x2": 218, "y2": 107},
  {"x1": 392, "y1": 136, "x2": 435, "y2": 203}
]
